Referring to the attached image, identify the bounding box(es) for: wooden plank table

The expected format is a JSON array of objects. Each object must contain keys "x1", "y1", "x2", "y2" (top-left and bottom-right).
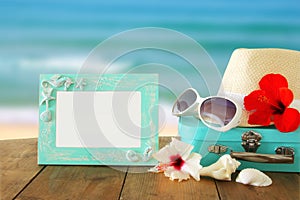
[{"x1": 1, "y1": 138, "x2": 299, "y2": 200}]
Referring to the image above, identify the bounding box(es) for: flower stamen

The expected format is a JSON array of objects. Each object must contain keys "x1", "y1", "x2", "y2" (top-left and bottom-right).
[
  {"x1": 257, "y1": 95, "x2": 269, "y2": 103},
  {"x1": 257, "y1": 94, "x2": 287, "y2": 113}
]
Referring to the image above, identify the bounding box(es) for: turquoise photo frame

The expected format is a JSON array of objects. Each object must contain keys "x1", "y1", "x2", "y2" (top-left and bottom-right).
[{"x1": 38, "y1": 74, "x2": 159, "y2": 165}]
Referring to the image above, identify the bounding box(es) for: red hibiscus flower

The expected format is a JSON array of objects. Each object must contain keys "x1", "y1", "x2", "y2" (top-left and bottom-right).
[{"x1": 244, "y1": 73, "x2": 300, "y2": 132}]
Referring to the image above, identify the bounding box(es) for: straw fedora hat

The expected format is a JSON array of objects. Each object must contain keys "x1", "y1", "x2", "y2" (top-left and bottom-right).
[{"x1": 218, "y1": 48, "x2": 300, "y2": 127}]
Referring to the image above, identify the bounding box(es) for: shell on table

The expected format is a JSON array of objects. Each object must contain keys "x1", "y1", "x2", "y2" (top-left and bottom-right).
[
  {"x1": 199, "y1": 154, "x2": 241, "y2": 181},
  {"x1": 236, "y1": 168, "x2": 272, "y2": 187}
]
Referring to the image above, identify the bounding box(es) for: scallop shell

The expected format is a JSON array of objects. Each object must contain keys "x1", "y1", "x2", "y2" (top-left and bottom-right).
[{"x1": 236, "y1": 168, "x2": 272, "y2": 187}]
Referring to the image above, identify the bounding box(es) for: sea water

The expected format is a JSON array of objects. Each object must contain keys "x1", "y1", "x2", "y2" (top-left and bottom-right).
[{"x1": 0, "y1": 0, "x2": 299, "y2": 124}]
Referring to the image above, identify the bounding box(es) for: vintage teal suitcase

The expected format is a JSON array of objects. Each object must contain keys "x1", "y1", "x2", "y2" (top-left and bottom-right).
[{"x1": 179, "y1": 116, "x2": 300, "y2": 172}]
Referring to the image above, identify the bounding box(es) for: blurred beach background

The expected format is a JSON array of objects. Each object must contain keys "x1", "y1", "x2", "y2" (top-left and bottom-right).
[{"x1": 1, "y1": 0, "x2": 299, "y2": 139}]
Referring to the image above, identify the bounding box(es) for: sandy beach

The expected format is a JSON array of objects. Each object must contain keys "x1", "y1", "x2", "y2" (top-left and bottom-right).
[{"x1": 0, "y1": 123, "x2": 39, "y2": 140}]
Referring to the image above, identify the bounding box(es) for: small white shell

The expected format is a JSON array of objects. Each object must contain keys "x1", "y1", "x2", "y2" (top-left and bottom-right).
[
  {"x1": 236, "y1": 168, "x2": 272, "y2": 187},
  {"x1": 143, "y1": 146, "x2": 153, "y2": 161},
  {"x1": 40, "y1": 110, "x2": 52, "y2": 122},
  {"x1": 126, "y1": 150, "x2": 139, "y2": 162}
]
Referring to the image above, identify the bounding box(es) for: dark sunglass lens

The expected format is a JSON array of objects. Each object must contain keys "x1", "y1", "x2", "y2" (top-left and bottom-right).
[{"x1": 200, "y1": 97, "x2": 236, "y2": 127}]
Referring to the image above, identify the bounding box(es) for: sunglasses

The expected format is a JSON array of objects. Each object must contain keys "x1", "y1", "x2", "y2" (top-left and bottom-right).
[{"x1": 172, "y1": 88, "x2": 242, "y2": 132}]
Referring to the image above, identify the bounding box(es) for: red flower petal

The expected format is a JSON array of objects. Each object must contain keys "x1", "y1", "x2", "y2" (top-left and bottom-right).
[
  {"x1": 259, "y1": 73, "x2": 288, "y2": 91},
  {"x1": 279, "y1": 88, "x2": 294, "y2": 107},
  {"x1": 248, "y1": 110, "x2": 272, "y2": 126},
  {"x1": 273, "y1": 108, "x2": 300, "y2": 132},
  {"x1": 244, "y1": 90, "x2": 272, "y2": 111},
  {"x1": 259, "y1": 74, "x2": 288, "y2": 100}
]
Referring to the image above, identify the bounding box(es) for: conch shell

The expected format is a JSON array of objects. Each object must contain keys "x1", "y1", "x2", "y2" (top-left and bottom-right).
[
  {"x1": 199, "y1": 155, "x2": 240, "y2": 181},
  {"x1": 236, "y1": 168, "x2": 272, "y2": 187}
]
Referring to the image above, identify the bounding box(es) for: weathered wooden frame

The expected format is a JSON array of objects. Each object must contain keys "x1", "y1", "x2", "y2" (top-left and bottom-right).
[{"x1": 38, "y1": 74, "x2": 159, "y2": 165}]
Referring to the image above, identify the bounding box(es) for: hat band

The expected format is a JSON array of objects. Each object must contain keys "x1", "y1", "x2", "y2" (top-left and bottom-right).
[{"x1": 220, "y1": 91, "x2": 300, "y2": 111}]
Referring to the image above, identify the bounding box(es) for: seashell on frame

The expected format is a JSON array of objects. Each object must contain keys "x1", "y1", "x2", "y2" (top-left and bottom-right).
[
  {"x1": 126, "y1": 150, "x2": 140, "y2": 162},
  {"x1": 236, "y1": 168, "x2": 272, "y2": 187},
  {"x1": 40, "y1": 110, "x2": 52, "y2": 122}
]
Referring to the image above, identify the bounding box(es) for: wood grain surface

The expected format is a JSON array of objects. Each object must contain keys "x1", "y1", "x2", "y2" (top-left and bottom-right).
[
  {"x1": 16, "y1": 166, "x2": 127, "y2": 200},
  {"x1": 0, "y1": 138, "x2": 299, "y2": 200},
  {"x1": 215, "y1": 172, "x2": 300, "y2": 200},
  {"x1": 121, "y1": 167, "x2": 219, "y2": 200},
  {"x1": 0, "y1": 139, "x2": 43, "y2": 200}
]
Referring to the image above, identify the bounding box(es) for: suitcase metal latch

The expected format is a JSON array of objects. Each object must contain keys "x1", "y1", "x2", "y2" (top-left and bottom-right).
[
  {"x1": 208, "y1": 145, "x2": 227, "y2": 154},
  {"x1": 241, "y1": 131, "x2": 262, "y2": 153}
]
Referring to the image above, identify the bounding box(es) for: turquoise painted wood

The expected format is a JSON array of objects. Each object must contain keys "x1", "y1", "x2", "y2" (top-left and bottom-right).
[
  {"x1": 38, "y1": 74, "x2": 159, "y2": 166},
  {"x1": 179, "y1": 116, "x2": 300, "y2": 172}
]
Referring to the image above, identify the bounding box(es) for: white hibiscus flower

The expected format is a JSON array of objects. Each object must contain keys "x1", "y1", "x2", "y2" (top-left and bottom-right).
[{"x1": 149, "y1": 138, "x2": 202, "y2": 182}]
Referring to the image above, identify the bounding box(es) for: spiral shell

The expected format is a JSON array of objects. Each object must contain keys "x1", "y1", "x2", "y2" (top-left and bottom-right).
[
  {"x1": 199, "y1": 154, "x2": 240, "y2": 181},
  {"x1": 236, "y1": 168, "x2": 272, "y2": 187},
  {"x1": 126, "y1": 150, "x2": 139, "y2": 162}
]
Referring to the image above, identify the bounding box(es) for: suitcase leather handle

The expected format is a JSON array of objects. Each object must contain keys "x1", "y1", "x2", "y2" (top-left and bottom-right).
[{"x1": 230, "y1": 148, "x2": 294, "y2": 164}]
